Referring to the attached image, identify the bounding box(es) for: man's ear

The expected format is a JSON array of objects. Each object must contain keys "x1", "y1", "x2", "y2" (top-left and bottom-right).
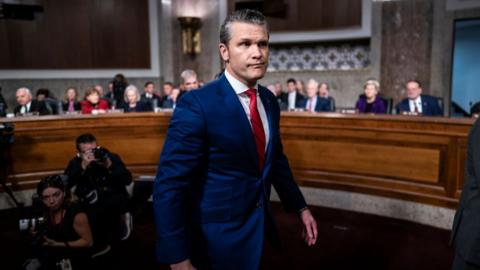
[{"x1": 219, "y1": 43, "x2": 229, "y2": 62}]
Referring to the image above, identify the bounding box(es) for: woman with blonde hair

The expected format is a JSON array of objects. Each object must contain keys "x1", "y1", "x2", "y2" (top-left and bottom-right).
[
  {"x1": 355, "y1": 80, "x2": 386, "y2": 114},
  {"x1": 62, "y1": 87, "x2": 82, "y2": 113}
]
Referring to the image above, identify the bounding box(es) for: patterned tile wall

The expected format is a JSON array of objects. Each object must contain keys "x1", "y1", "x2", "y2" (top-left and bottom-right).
[{"x1": 268, "y1": 44, "x2": 370, "y2": 72}]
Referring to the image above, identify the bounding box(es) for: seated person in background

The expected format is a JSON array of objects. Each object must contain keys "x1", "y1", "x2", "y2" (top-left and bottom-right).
[
  {"x1": 269, "y1": 83, "x2": 287, "y2": 111},
  {"x1": 355, "y1": 80, "x2": 386, "y2": 114},
  {"x1": 177, "y1": 69, "x2": 200, "y2": 102},
  {"x1": 103, "y1": 81, "x2": 115, "y2": 107},
  {"x1": 94, "y1": 84, "x2": 113, "y2": 108},
  {"x1": 112, "y1": 74, "x2": 128, "y2": 108},
  {"x1": 0, "y1": 88, "x2": 7, "y2": 117},
  {"x1": 170, "y1": 88, "x2": 181, "y2": 110},
  {"x1": 24, "y1": 174, "x2": 93, "y2": 270},
  {"x1": 181, "y1": 69, "x2": 200, "y2": 91},
  {"x1": 140, "y1": 81, "x2": 162, "y2": 111},
  {"x1": 395, "y1": 80, "x2": 443, "y2": 116},
  {"x1": 319, "y1": 82, "x2": 330, "y2": 98},
  {"x1": 80, "y1": 87, "x2": 109, "y2": 114},
  {"x1": 302, "y1": 79, "x2": 332, "y2": 112},
  {"x1": 14, "y1": 87, "x2": 50, "y2": 116},
  {"x1": 64, "y1": 134, "x2": 133, "y2": 251},
  {"x1": 62, "y1": 87, "x2": 82, "y2": 113},
  {"x1": 36, "y1": 88, "x2": 58, "y2": 115},
  {"x1": 286, "y1": 78, "x2": 305, "y2": 110},
  {"x1": 121, "y1": 85, "x2": 149, "y2": 113},
  {"x1": 297, "y1": 80, "x2": 306, "y2": 96},
  {"x1": 160, "y1": 82, "x2": 175, "y2": 109}
]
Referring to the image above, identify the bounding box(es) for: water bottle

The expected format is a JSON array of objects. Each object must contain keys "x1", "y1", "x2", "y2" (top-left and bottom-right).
[{"x1": 57, "y1": 101, "x2": 64, "y2": 115}]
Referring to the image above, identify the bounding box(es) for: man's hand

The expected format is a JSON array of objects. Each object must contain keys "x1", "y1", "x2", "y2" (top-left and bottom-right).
[
  {"x1": 80, "y1": 150, "x2": 95, "y2": 169},
  {"x1": 171, "y1": 259, "x2": 196, "y2": 270},
  {"x1": 300, "y1": 208, "x2": 318, "y2": 246}
]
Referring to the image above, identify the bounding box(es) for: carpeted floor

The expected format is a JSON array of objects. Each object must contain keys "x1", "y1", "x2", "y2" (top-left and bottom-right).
[{"x1": 0, "y1": 202, "x2": 454, "y2": 270}]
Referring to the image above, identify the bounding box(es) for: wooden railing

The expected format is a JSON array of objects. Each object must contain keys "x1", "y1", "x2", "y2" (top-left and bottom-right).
[{"x1": 0, "y1": 112, "x2": 474, "y2": 208}]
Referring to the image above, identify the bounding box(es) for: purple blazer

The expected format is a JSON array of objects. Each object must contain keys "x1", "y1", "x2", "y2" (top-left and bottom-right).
[{"x1": 355, "y1": 96, "x2": 386, "y2": 114}]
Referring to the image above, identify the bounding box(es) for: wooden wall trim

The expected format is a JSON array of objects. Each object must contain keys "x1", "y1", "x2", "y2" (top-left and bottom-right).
[{"x1": 0, "y1": 112, "x2": 474, "y2": 209}]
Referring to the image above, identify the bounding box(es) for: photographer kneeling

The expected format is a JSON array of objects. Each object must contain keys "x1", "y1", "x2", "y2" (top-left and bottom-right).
[
  {"x1": 64, "y1": 133, "x2": 133, "y2": 259},
  {"x1": 24, "y1": 174, "x2": 93, "y2": 270}
]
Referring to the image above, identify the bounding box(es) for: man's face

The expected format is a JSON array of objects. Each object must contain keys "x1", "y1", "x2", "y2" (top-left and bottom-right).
[
  {"x1": 16, "y1": 90, "x2": 31, "y2": 106},
  {"x1": 287, "y1": 82, "x2": 296, "y2": 93},
  {"x1": 406, "y1": 82, "x2": 422, "y2": 100},
  {"x1": 78, "y1": 142, "x2": 97, "y2": 163},
  {"x1": 219, "y1": 22, "x2": 269, "y2": 88},
  {"x1": 163, "y1": 84, "x2": 173, "y2": 96},
  {"x1": 183, "y1": 76, "x2": 199, "y2": 91},
  {"x1": 145, "y1": 83, "x2": 155, "y2": 94},
  {"x1": 306, "y1": 83, "x2": 318, "y2": 98}
]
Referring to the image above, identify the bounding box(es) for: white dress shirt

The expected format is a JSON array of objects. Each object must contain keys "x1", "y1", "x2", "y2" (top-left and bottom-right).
[
  {"x1": 409, "y1": 96, "x2": 422, "y2": 113},
  {"x1": 224, "y1": 70, "x2": 270, "y2": 150},
  {"x1": 20, "y1": 101, "x2": 32, "y2": 114},
  {"x1": 305, "y1": 96, "x2": 318, "y2": 112},
  {"x1": 288, "y1": 91, "x2": 297, "y2": 110}
]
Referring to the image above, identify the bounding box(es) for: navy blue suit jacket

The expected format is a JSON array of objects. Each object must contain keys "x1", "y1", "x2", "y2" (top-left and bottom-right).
[
  {"x1": 395, "y1": 95, "x2": 443, "y2": 116},
  {"x1": 301, "y1": 96, "x2": 332, "y2": 112},
  {"x1": 153, "y1": 75, "x2": 307, "y2": 269}
]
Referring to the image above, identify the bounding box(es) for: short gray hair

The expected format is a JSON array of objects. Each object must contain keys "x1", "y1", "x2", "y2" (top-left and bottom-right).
[
  {"x1": 16, "y1": 87, "x2": 32, "y2": 97},
  {"x1": 124, "y1": 84, "x2": 141, "y2": 102},
  {"x1": 220, "y1": 9, "x2": 268, "y2": 45},
  {"x1": 180, "y1": 69, "x2": 198, "y2": 84}
]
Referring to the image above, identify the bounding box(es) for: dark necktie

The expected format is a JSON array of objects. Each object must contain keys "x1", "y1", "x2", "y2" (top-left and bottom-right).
[
  {"x1": 414, "y1": 102, "x2": 419, "y2": 113},
  {"x1": 245, "y1": 89, "x2": 266, "y2": 171}
]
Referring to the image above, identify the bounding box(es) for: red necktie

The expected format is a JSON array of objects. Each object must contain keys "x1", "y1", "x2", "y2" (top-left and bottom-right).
[{"x1": 245, "y1": 89, "x2": 266, "y2": 171}]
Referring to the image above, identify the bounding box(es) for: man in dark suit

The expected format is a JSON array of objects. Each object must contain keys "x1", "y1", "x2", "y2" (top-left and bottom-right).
[
  {"x1": 452, "y1": 119, "x2": 480, "y2": 269},
  {"x1": 153, "y1": 9, "x2": 317, "y2": 270},
  {"x1": 285, "y1": 78, "x2": 305, "y2": 110},
  {"x1": 301, "y1": 79, "x2": 332, "y2": 112},
  {"x1": 140, "y1": 81, "x2": 162, "y2": 111},
  {"x1": 395, "y1": 80, "x2": 443, "y2": 116},
  {"x1": 13, "y1": 87, "x2": 50, "y2": 116},
  {"x1": 160, "y1": 82, "x2": 175, "y2": 109}
]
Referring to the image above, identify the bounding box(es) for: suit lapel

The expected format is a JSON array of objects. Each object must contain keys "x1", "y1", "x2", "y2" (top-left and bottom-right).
[
  {"x1": 258, "y1": 86, "x2": 274, "y2": 177},
  {"x1": 219, "y1": 75, "x2": 259, "y2": 171}
]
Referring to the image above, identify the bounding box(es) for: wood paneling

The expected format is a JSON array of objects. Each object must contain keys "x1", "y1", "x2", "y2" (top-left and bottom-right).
[
  {"x1": 0, "y1": 0, "x2": 150, "y2": 69},
  {"x1": 228, "y1": 0, "x2": 362, "y2": 32},
  {"x1": 0, "y1": 112, "x2": 474, "y2": 208}
]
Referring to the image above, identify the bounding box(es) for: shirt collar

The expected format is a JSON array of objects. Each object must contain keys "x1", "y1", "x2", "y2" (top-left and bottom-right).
[
  {"x1": 411, "y1": 96, "x2": 422, "y2": 104},
  {"x1": 224, "y1": 69, "x2": 258, "y2": 95}
]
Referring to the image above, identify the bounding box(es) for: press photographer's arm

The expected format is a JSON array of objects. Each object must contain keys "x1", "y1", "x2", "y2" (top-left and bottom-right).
[{"x1": 42, "y1": 212, "x2": 93, "y2": 248}]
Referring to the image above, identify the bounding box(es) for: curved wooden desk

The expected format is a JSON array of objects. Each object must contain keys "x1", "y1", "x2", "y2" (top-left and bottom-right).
[{"x1": 0, "y1": 112, "x2": 474, "y2": 209}]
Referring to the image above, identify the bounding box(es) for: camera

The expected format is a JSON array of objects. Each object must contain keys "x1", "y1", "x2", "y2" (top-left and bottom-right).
[
  {"x1": 0, "y1": 122, "x2": 14, "y2": 145},
  {"x1": 19, "y1": 217, "x2": 44, "y2": 232},
  {"x1": 93, "y1": 146, "x2": 109, "y2": 161}
]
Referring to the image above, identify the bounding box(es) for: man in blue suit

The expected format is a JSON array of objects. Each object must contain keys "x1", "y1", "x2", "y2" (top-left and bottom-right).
[
  {"x1": 301, "y1": 79, "x2": 332, "y2": 112},
  {"x1": 395, "y1": 80, "x2": 443, "y2": 116},
  {"x1": 153, "y1": 9, "x2": 318, "y2": 270}
]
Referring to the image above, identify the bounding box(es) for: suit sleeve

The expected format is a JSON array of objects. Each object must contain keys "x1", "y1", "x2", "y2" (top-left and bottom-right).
[
  {"x1": 269, "y1": 96, "x2": 307, "y2": 213},
  {"x1": 153, "y1": 92, "x2": 206, "y2": 264}
]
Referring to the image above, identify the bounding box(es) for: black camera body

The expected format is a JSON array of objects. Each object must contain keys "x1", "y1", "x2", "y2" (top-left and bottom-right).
[
  {"x1": 0, "y1": 122, "x2": 14, "y2": 145},
  {"x1": 93, "y1": 146, "x2": 109, "y2": 161}
]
